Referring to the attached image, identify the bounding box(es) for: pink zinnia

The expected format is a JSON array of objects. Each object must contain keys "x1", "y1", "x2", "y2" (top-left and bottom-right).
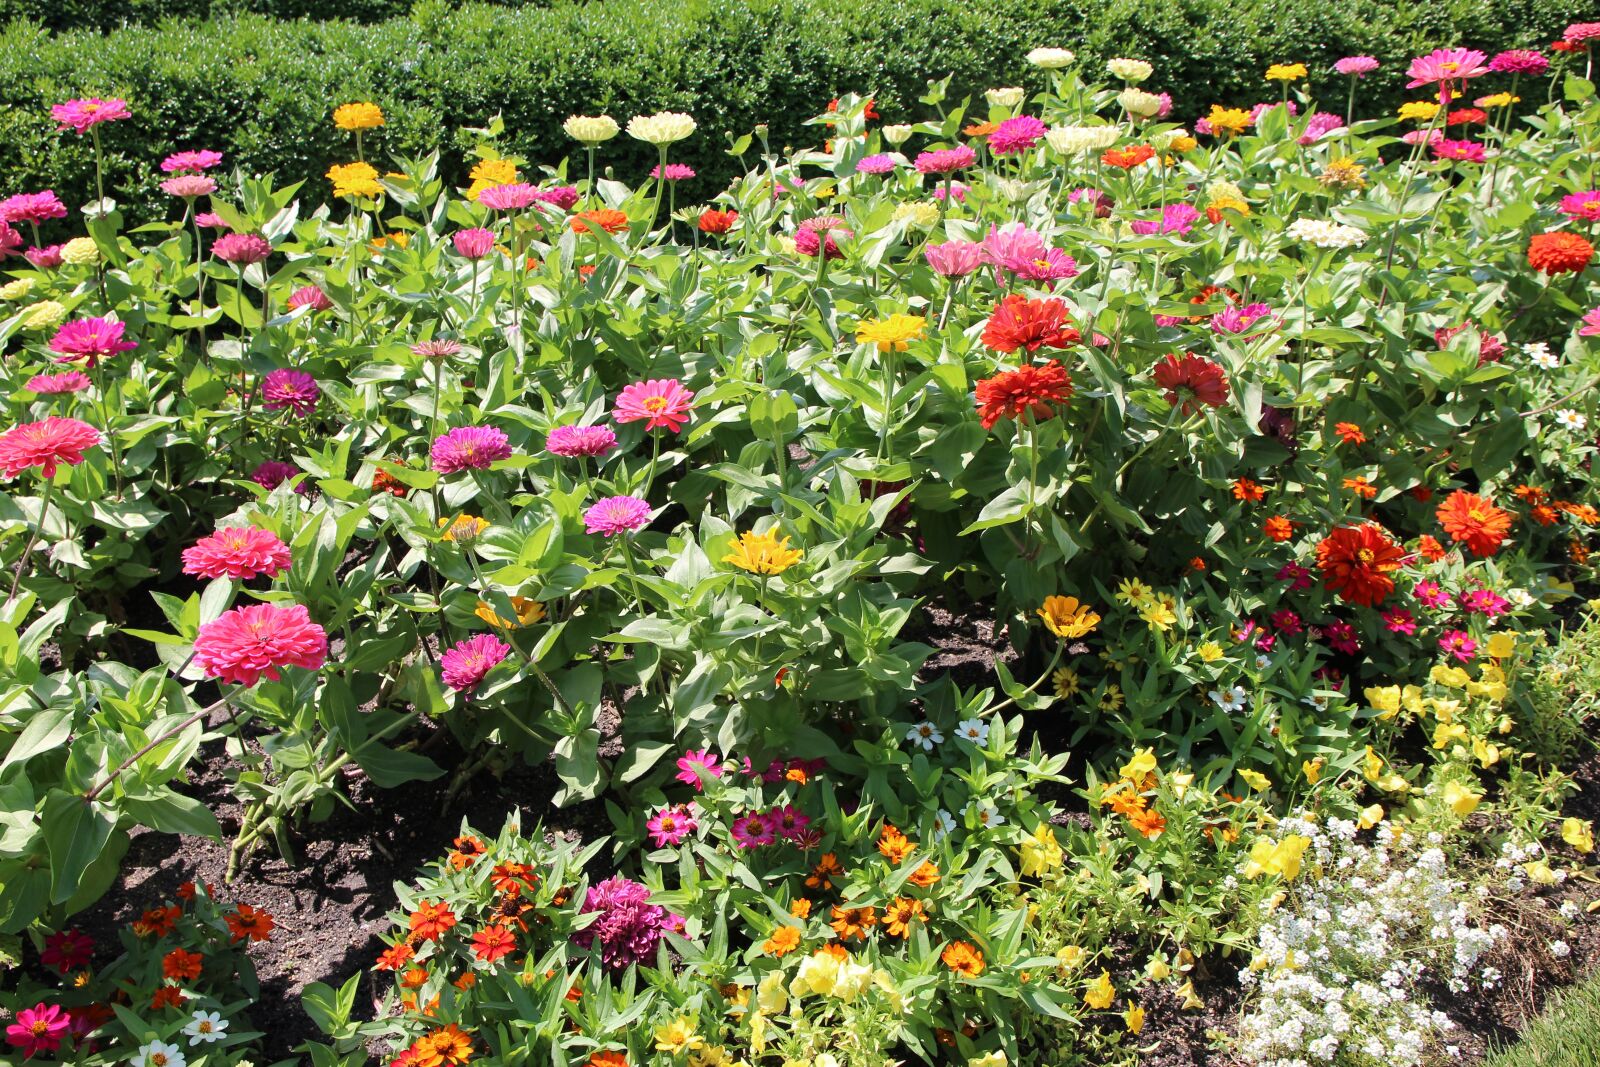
[
  {"x1": 452, "y1": 227, "x2": 496, "y2": 259},
  {"x1": 1130, "y1": 203, "x2": 1200, "y2": 236},
  {"x1": 195, "y1": 212, "x2": 229, "y2": 230},
  {"x1": 583, "y1": 494, "x2": 652, "y2": 537},
  {"x1": 1013, "y1": 248, "x2": 1080, "y2": 283},
  {"x1": 213, "y1": 233, "x2": 272, "y2": 264},
  {"x1": 48, "y1": 317, "x2": 137, "y2": 367},
  {"x1": 1406, "y1": 48, "x2": 1489, "y2": 89},
  {"x1": 1402, "y1": 128, "x2": 1445, "y2": 147},
  {"x1": 612, "y1": 379, "x2": 695, "y2": 433},
  {"x1": 1298, "y1": 112, "x2": 1346, "y2": 145},
  {"x1": 537, "y1": 185, "x2": 581, "y2": 211},
  {"x1": 1489, "y1": 49, "x2": 1549, "y2": 75},
  {"x1": 1269, "y1": 608, "x2": 1303, "y2": 635},
  {"x1": 251, "y1": 460, "x2": 310, "y2": 495},
  {"x1": 914, "y1": 145, "x2": 977, "y2": 174},
  {"x1": 161, "y1": 149, "x2": 224, "y2": 173},
  {"x1": 477, "y1": 183, "x2": 540, "y2": 210},
  {"x1": 1458, "y1": 587, "x2": 1510, "y2": 617},
  {"x1": 6, "y1": 1002, "x2": 70, "y2": 1058},
  {"x1": 1068, "y1": 187, "x2": 1113, "y2": 216},
  {"x1": 1321, "y1": 620, "x2": 1360, "y2": 655},
  {"x1": 1414, "y1": 580, "x2": 1451, "y2": 609},
  {"x1": 794, "y1": 216, "x2": 853, "y2": 259},
  {"x1": 182, "y1": 526, "x2": 293, "y2": 580},
  {"x1": 0, "y1": 417, "x2": 100, "y2": 478},
  {"x1": 932, "y1": 181, "x2": 968, "y2": 202},
  {"x1": 412, "y1": 339, "x2": 461, "y2": 360},
  {"x1": 988, "y1": 115, "x2": 1048, "y2": 155},
  {"x1": 40, "y1": 930, "x2": 93, "y2": 974},
  {"x1": 1211, "y1": 302, "x2": 1276, "y2": 336},
  {"x1": 1580, "y1": 307, "x2": 1600, "y2": 336},
  {"x1": 766, "y1": 804, "x2": 812, "y2": 843},
  {"x1": 1438, "y1": 629, "x2": 1477, "y2": 663},
  {"x1": 1249, "y1": 100, "x2": 1299, "y2": 124},
  {"x1": 431, "y1": 425, "x2": 513, "y2": 473},
  {"x1": 1559, "y1": 191, "x2": 1600, "y2": 222},
  {"x1": 924, "y1": 240, "x2": 984, "y2": 277},
  {"x1": 646, "y1": 804, "x2": 697, "y2": 847},
  {"x1": 0, "y1": 222, "x2": 21, "y2": 258},
  {"x1": 51, "y1": 98, "x2": 131, "y2": 135},
  {"x1": 675, "y1": 748, "x2": 722, "y2": 790},
  {"x1": 981, "y1": 222, "x2": 1078, "y2": 283},
  {"x1": 287, "y1": 285, "x2": 332, "y2": 312},
  {"x1": 1564, "y1": 22, "x2": 1600, "y2": 43},
  {"x1": 730, "y1": 812, "x2": 777, "y2": 849},
  {"x1": 1278, "y1": 562, "x2": 1313, "y2": 590},
  {"x1": 440, "y1": 633, "x2": 511, "y2": 693},
  {"x1": 1432, "y1": 139, "x2": 1486, "y2": 163},
  {"x1": 261, "y1": 368, "x2": 320, "y2": 417},
  {"x1": 26, "y1": 371, "x2": 90, "y2": 395},
  {"x1": 25, "y1": 244, "x2": 63, "y2": 269},
  {"x1": 546, "y1": 424, "x2": 618, "y2": 457},
  {"x1": 650, "y1": 163, "x2": 696, "y2": 181},
  {"x1": 1334, "y1": 56, "x2": 1379, "y2": 77},
  {"x1": 193, "y1": 603, "x2": 329, "y2": 687},
  {"x1": 1381, "y1": 608, "x2": 1417, "y2": 635},
  {"x1": 855, "y1": 153, "x2": 898, "y2": 175},
  {"x1": 161, "y1": 174, "x2": 217, "y2": 198},
  {"x1": 0, "y1": 191, "x2": 67, "y2": 225}
]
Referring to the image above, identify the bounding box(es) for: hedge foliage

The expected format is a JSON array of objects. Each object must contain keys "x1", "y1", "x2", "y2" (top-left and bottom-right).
[{"x1": 0, "y1": 0, "x2": 1577, "y2": 221}]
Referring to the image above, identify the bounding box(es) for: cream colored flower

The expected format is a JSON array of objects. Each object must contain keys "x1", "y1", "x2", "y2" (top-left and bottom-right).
[
  {"x1": 0, "y1": 278, "x2": 35, "y2": 300},
  {"x1": 563, "y1": 114, "x2": 620, "y2": 144},
  {"x1": 892, "y1": 202, "x2": 940, "y2": 227},
  {"x1": 881, "y1": 123, "x2": 914, "y2": 146},
  {"x1": 20, "y1": 299, "x2": 67, "y2": 330},
  {"x1": 627, "y1": 111, "x2": 697, "y2": 145},
  {"x1": 986, "y1": 87, "x2": 1025, "y2": 109},
  {"x1": 1045, "y1": 125, "x2": 1119, "y2": 154},
  {"x1": 1027, "y1": 47, "x2": 1075, "y2": 69},
  {"x1": 60, "y1": 236, "x2": 100, "y2": 265},
  {"x1": 1107, "y1": 58, "x2": 1153, "y2": 83},
  {"x1": 1118, "y1": 88, "x2": 1163, "y2": 118}
]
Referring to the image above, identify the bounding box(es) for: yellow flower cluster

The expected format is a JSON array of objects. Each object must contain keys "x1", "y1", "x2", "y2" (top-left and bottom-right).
[{"x1": 327, "y1": 161, "x2": 383, "y2": 199}]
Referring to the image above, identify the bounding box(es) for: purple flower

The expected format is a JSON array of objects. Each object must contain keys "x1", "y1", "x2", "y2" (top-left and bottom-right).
[
  {"x1": 0, "y1": 191, "x2": 67, "y2": 225},
  {"x1": 452, "y1": 227, "x2": 496, "y2": 259},
  {"x1": 477, "y1": 182, "x2": 540, "y2": 210},
  {"x1": 571, "y1": 875, "x2": 685, "y2": 973},
  {"x1": 260, "y1": 369, "x2": 319, "y2": 417},
  {"x1": 431, "y1": 425, "x2": 512, "y2": 474},
  {"x1": 923, "y1": 240, "x2": 983, "y2": 277},
  {"x1": 212, "y1": 233, "x2": 272, "y2": 265},
  {"x1": 161, "y1": 150, "x2": 225, "y2": 174},
  {"x1": 914, "y1": 145, "x2": 977, "y2": 174},
  {"x1": 441, "y1": 633, "x2": 511, "y2": 693},
  {"x1": 1334, "y1": 56, "x2": 1379, "y2": 77},
  {"x1": 649, "y1": 163, "x2": 696, "y2": 181},
  {"x1": 855, "y1": 153, "x2": 898, "y2": 175},
  {"x1": 546, "y1": 424, "x2": 618, "y2": 457},
  {"x1": 583, "y1": 494, "x2": 652, "y2": 537},
  {"x1": 161, "y1": 175, "x2": 217, "y2": 198},
  {"x1": 251, "y1": 460, "x2": 310, "y2": 495},
  {"x1": 988, "y1": 115, "x2": 1048, "y2": 155}
]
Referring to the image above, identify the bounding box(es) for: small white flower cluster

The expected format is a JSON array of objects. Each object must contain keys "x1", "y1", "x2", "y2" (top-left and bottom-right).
[
  {"x1": 1235, "y1": 817, "x2": 1504, "y2": 1067},
  {"x1": 1285, "y1": 218, "x2": 1369, "y2": 249}
]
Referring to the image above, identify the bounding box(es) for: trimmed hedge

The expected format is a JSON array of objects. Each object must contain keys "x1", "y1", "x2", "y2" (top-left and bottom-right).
[{"x1": 0, "y1": 0, "x2": 1576, "y2": 222}]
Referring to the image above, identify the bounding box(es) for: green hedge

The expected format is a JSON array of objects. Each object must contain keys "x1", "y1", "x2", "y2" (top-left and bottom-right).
[{"x1": 0, "y1": 0, "x2": 1575, "y2": 223}]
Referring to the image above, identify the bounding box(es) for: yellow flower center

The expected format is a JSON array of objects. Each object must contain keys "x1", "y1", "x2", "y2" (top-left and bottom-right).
[
  {"x1": 1357, "y1": 548, "x2": 1375, "y2": 563},
  {"x1": 644, "y1": 396, "x2": 669, "y2": 413}
]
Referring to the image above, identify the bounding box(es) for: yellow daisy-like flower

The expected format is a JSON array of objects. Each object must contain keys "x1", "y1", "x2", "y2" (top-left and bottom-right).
[
  {"x1": 1195, "y1": 641, "x2": 1224, "y2": 663},
  {"x1": 1038, "y1": 595, "x2": 1101, "y2": 639},
  {"x1": 1206, "y1": 105, "x2": 1253, "y2": 136},
  {"x1": 1114, "y1": 577, "x2": 1154, "y2": 607},
  {"x1": 1098, "y1": 684, "x2": 1124, "y2": 712},
  {"x1": 465, "y1": 158, "x2": 518, "y2": 201},
  {"x1": 370, "y1": 231, "x2": 410, "y2": 253},
  {"x1": 1265, "y1": 63, "x2": 1307, "y2": 81},
  {"x1": 653, "y1": 1016, "x2": 705, "y2": 1055},
  {"x1": 327, "y1": 161, "x2": 383, "y2": 199},
  {"x1": 1477, "y1": 92, "x2": 1519, "y2": 109},
  {"x1": 1051, "y1": 666, "x2": 1081, "y2": 699},
  {"x1": 1138, "y1": 600, "x2": 1176, "y2": 632},
  {"x1": 439, "y1": 514, "x2": 489, "y2": 543},
  {"x1": 723, "y1": 529, "x2": 804, "y2": 576},
  {"x1": 855, "y1": 313, "x2": 927, "y2": 353},
  {"x1": 1319, "y1": 157, "x2": 1366, "y2": 190},
  {"x1": 475, "y1": 596, "x2": 546, "y2": 629},
  {"x1": 333, "y1": 101, "x2": 385, "y2": 131},
  {"x1": 1397, "y1": 100, "x2": 1441, "y2": 122}
]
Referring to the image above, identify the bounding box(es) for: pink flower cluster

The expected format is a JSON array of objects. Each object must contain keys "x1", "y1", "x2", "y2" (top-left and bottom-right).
[
  {"x1": 981, "y1": 222, "x2": 1078, "y2": 284},
  {"x1": 572, "y1": 875, "x2": 685, "y2": 973}
]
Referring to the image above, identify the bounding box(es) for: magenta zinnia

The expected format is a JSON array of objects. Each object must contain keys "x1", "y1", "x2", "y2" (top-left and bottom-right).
[
  {"x1": 477, "y1": 183, "x2": 540, "y2": 210},
  {"x1": 161, "y1": 174, "x2": 217, "y2": 198},
  {"x1": 26, "y1": 371, "x2": 89, "y2": 395},
  {"x1": 452, "y1": 228, "x2": 495, "y2": 259},
  {"x1": 287, "y1": 285, "x2": 333, "y2": 312},
  {"x1": 182, "y1": 527, "x2": 293, "y2": 580},
  {"x1": 6, "y1": 1002, "x2": 70, "y2": 1058},
  {"x1": 1405, "y1": 48, "x2": 1488, "y2": 89},
  {"x1": 431, "y1": 425, "x2": 513, "y2": 473},
  {"x1": 261, "y1": 369, "x2": 320, "y2": 417},
  {"x1": 0, "y1": 190, "x2": 67, "y2": 225},
  {"x1": 251, "y1": 460, "x2": 309, "y2": 494},
  {"x1": 914, "y1": 145, "x2": 977, "y2": 174},
  {"x1": 440, "y1": 633, "x2": 511, "y2": 693},
  {"x1": 545, "y1": 424, "x2": 618, "y2": 457},
  {"x1": 48, "y1": 317, "x2": 137, "y2": 367},
  {"x1": 612, "y1": 379, "x2": 695, "y2": 433},
  {"x1": 571, "y1": 875, "x2": 684, "y2": 973},
  {"x1": 212, "y1": 233, "x2": 272, "y2": 265},
  {"x1": 584, "y1": 495, "x2": 652, "y2": 537},
  {"x1": 51, "y1": 98, "x2": 131, "y2": 134},
  {"x1": 193, "y1": 603, "x2": 329, "y2": 687},
  {"x1": 987, "y1": 115, "x2": 1048, "y2": 155},
  {"x1": 161, "y1": 149, "x2": 224, "y2": 173},
  {"x1": 0, "y1": 417, "x2": 100, "y2": 478}
]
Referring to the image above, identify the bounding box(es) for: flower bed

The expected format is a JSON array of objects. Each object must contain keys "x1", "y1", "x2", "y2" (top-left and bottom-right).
[{"x1": 2, "y1": 27, "x2": 1600, "y2": 1067}]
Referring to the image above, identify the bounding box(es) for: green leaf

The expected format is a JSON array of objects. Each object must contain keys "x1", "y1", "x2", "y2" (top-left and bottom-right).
[
  {"x1": 1, "y1": 705, "x2": 74, "y2": 771},
  {"x1": 40, "y1": 790, "x2": 115, "y2": 904}
]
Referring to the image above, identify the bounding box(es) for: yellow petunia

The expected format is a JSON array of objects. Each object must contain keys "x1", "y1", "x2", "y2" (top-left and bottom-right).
[
  {"x1": 1563, "y1": 817, "x2": 1595, "y2": 854},
  {"x1": 1358, "y1": 803, "x2": 1385, "y2": 829},
  {"x1": 1239, "y1": 768, "x2": 1271, "y2": 792},
  {"x1": 1123, "y1": 1003, "x2": 1146, "y2": 1034},
  {"x1": 1019, "y1": 823, "x2": 1064, "y2": 878},
  {"x1": 1243, "y1": 835, "x2": 1310, "y2": 881},
  {"x1": 1442, "y1": 781, "x2": 1482, "y2": 817},
  {"x1": 1120, "y1": 748, "x2": 1157, "y2": 781},
  {"x1": 1083, "y1": 969, "x2": 1115, "y2": 1010}
]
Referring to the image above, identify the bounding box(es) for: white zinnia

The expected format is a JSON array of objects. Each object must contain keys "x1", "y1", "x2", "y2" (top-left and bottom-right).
[
  {"x1": 627, "y1": 111, "x2": 696, "y2": 145},
  {"x1": 1045, "y1": 125, "x2": 1119, "y2": 154},
  {"x1": 563, "y1": 114, "x2": 619, "y2": 144},
  {"x1": 1026, "y1": 47, "x2": 1076, "y2": 69},
  {"x1": 1285, "y1": 218, "x2": 1368, "y2": 249},
  {"x1": 1107, "y1": 57, "x2": 1154, "y2": 83},
  {"x1": 986, "y1": 87, "x2": 1025, "y2": 109}
]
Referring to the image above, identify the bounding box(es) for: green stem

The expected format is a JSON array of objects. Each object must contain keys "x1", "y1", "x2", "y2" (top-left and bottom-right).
[{"x1": 6, "y1": 478, "x2": 57, "y2": 604}]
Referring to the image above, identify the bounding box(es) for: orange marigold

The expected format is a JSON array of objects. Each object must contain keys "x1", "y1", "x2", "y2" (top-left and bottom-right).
[
  {"x1": 1436, "y1": 489, "x2": 1512, "y2": 557},
  {"x1": 763, "y1": 925, "x2": 802, "y2": 956}
]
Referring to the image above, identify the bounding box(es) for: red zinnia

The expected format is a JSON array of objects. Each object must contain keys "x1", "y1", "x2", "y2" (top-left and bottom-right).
[
  {"x1": 1315, "y1": 522, "x2": 1407, "y2": 607},
  {"x1": 162, "y1": 947, "x2": 204, "y2": 982},
  {"x1": 698, "y1": 208, "x2": 738, "y2": 234},
  {"x1": 1436, "y1": 489, "x2": 1512, "y2": 557},
  {"x1": 1152, "y1": 353, "x2": 1230, "y2": 413},
  {"x1": 974, "y1": 362, "x2": 1074, "y2": 430},
  {"x1": 470, "y1": 925, "x2": 517, "y2": 965},
  {"x1": 1101, "y1": 145, "x2": 1155, "y2": 168},
  {"x1": 1527, "y1": 231, "x2": 1594, "y2": 275},
  {"x1": 225, "y1": 904, "x2": 275, "y2": 943},
  {"x1": 981, "y1": 294, "x2": 1080, "y2": 353},
  {"x1": 570, "y1": 209, "x2": 629, "y2": 235},
  {"x1": 193, "y1": 603, "x2": 329, "y2": 687}
]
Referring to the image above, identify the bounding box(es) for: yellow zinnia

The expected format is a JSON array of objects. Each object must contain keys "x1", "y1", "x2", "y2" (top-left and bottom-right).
[
  {"x1": 333, "y1": 101, "x2": 385, "y2": 131},
  {"x1": 1265, "y1": 63, "x2": 1307, "y2": 81},
  {"x1": 327, "y1": 161, "x2": 383, "y2": 199},
  {"x1": 475, "y1": 596, "x2": 546, "y2": 629},
  {"x1": 723, "y1": 529, "x2": 804, "y2": 576},
  {"x1": 1206, "y1": 105, "x2": 1253, "y2": 136},
  {"x1": 1397, "y1": 100, "x2": 1441, "y2": 122},
  {"x1": 1038, "y1": 595, "x2": 1101, "y2": 639},
  {"x1": 439, "y1": 514, "x2": 489, "y2": 543},
  {"x1": 856, "y1": 313, "x2": 926, "y2": 353}
]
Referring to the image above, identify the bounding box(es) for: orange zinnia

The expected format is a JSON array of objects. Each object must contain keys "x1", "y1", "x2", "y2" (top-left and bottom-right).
[
  {"x1": 763, "y1": 925, "x2": 802, "y2": 956},
  {"x1": 570, "y1": 209, "x2": 629, "y2": 235},
  {"x1": 806, "y1": 853, "x2": 844, "y2": 890},
  {"x1": 878, "y1": 824, "x2": 915, "y2": 864},
  {"x1": 1332, "y1": 421, "x2": 1367, "y2": 445},
  {"x1": 1342, "y1": 476, "x2": 1377, "y2": 499},
  {"x1": 1315, "y1": 522, "x2": 1406, "y2": 607},
  {"x1": 376, "y1": 942, "x2": 415, "y2": 971},
  {"x1": 883, "y1": 897, "x2": 927, "y2": 938},
  {"x1": 907, "y1": 861, "x2": 941, "y2": 887},
  {"x1": 790, "y1": 897, "x2": 813, "y2": 918},
  {"x1": 942, "y1": 940, "x2": 986, "y2": 977},
  {"x1": 408, "y1": 900, "x2": 458, "y2": 943},
  {"x1": 1128, "y1": 807, "x2": 1167, "y2": 838},
  {"x1": 829, "y1": 905, "x2": 878, "y2": 941},
  {"x1": 1232, "y1": 478, "x2": 1266, "y2": 502},
  {"x1": 1528, "y1": 231, "x2": 1594, "y2": 275},
  {"x1": 1263, "y1": 515, "x2": 1295, "y2": 542},
  {"x1": 150, "y1": 986, "x2": 188, "y2": 1011},
  {"x1": 1436, "y1": 489, "x2": 1512, "y2": 557},
  {"x1": 414, "y1": 1023, "x2": 474, "y2": 1067},
  {"x1": 588, "y1": 1053, "x2": 629, "y2": 1067},
  {"x1": 162, "y1": 947, "x2": 204, "y2": 982},
  {"x1": 225, "y1": 903, "x2": 275, "y2": 943},
  {"x1": 974, "y1": 361, "x2": 1073, "y2": 430},
  {"x1": 1101, "y1": 145, "x2": 1155, "y2": 168}
]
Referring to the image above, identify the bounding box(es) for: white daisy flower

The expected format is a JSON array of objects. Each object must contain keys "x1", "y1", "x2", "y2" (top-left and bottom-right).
[
  {"x1": 1555, "y1": 409, "x2": 1588, "y2": 431},
  {"x1": 905, "y1": 721, "x2": 943, "y2": 751},
  {"x1": 183, "y1": 1011, "x2": 228, "y2": 1045},
  {"x1": 932, "y1": 809, "x2": 957, "y2": 839},
  {"x1": 965, "y1": 799, "x2": 1005, "y2": 828},
  {"x1": 954, "y1": 718, "x2": 990, "y2": 746},
  {"x1": 133, "y1": 1041, "x2": 188, "y2": 1067},
  {"x1": 1209, "y1": 685, "x2": 1248, "y2": 712}
]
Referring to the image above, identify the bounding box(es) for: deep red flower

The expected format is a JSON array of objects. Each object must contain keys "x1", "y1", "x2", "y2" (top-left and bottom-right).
[
  {"x1": 980, "y1": 294, "x2": 1080, "y2": 353},
  {"x1": 974, "y1": 362, "x2": 1074, "y2": 430},
  {"x1": 1152, "y1": 353, "x2": 1229, "y2": 413},
  {"x1": 1315, "y1": 523, "x2": 1407, "y2": 607}
]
